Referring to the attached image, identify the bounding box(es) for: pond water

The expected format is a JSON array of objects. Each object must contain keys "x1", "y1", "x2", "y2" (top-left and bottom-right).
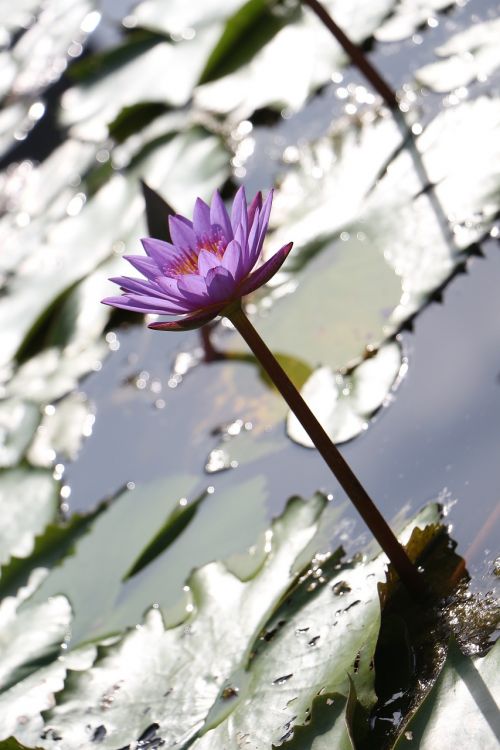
[
  {"x1": 1, "y1": 1, "x2": 499, "y2": 746},
  {"x1": 55, "y1": 0, "x2": 500, "y2": 602}
]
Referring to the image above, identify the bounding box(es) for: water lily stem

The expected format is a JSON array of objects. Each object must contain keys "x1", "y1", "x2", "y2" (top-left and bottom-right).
[
  {"x1": 301, "y1": 0, "x2": 398, "y2": 110},
  {"x1": 227, "y1": 303, "x2": 427, "y2": 598}
]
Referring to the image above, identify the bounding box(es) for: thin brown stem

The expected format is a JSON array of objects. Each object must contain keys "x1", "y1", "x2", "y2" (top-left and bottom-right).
[
  {"x1": 301, "y1": 0, "x2": 398, "y2": 110},
  {"x1": 227, "y1": 303, "x2": 427, "y2": 598}
]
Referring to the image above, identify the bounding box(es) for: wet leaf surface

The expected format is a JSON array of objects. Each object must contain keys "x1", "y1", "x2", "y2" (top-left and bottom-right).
[
  {"x1": 0, "y1": 469, "x2": 58, "y2": 568},
  {"x1": 416, "y1": 17, "x2": 500, "y2": 92},
  {"x1": 393, "y1": 639, "x2": 500, "y2": 749}
]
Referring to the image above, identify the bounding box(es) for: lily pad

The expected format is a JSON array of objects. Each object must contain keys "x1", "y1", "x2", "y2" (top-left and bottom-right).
[
  {"x1": 0, "y1": 399, "x2": 40, "y2": 468},
  {"x1": 0, "y1": 642, "x2": 96, "y2": 745},
  {"x1": 394, "y1": 639, "x2": 500, "y2": 748},
  {"x1": 27, "y1": 393, "x2": 94, "y2": 468},
  {"x1": 0, "y1": 569, "x2": 70, "y2": 693},
  {"x1": 36, "y1": 495, "x2": 326, "y2": 748},
  {"x1": 28, "y1": 472, "x2": 273, "y2": 644},
  {"x1": 287, "y1": 341, "x2": 403, "y2": 447},
  {"x1": 375, "y1": 0, "x2": 455, "y2": 42},
  {"x1": 275, "y1": 687, "x2": 358, "y2": 750},
  {"x1": 10, "y1": 0, "x2": 98, "y2": 97},
  {"x1": 194, "y1": 0, "x2": 394, "y2": 120},
  {"x1": 0, "y1": 469, "x2": 59, "y2": 569},
  {"x1": 60, "y1": 35, "x2": 219, "y2": 141},
  {"x1": 24, "y1": 501, "x2": 437, "y2": 750},
  {"x1": 416, "y1": 17, "x2": 500, "y2": 92}
]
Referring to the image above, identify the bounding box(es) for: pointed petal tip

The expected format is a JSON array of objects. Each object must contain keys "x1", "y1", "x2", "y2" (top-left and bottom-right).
[{"x1": 148, "y1": 309, "x2": 219, "y2": 331}]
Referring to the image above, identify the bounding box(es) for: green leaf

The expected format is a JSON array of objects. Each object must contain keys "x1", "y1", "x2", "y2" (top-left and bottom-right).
[
  {"x1": 0, "y1": 469, "x2": 59, "y2": 570},
  {"x1": 198, "y1": 0, "x2": 295, "y2": 84},
  {"x1": 26, "y1": 392, "x2": 94, "y2": 467},
  {"x1": 61, "y1": 36, "x2": 218, "y2": 141},
  {"x1": 0, "y1": 495, "x2": 110, "y2": 599},
  {"x1": 40, "y1": 495, "x2": 327, "y2": 748},
  {"x1": 287, "y1": 342, "x2": 403, "y2": 446},
  {"x1": 28, "y1": 474, "x2": 271, "y2": 645},
  {"x1": 194, "y1": 0, "x2": 394, "y2": 119},
  {"x1": 131, "y1": 0, "x2": 245, "y2": 35},
  {"x1": 124, "y1": 490, "x2": 207, "y2": 579},
  {"x1": 0, "y1": 570, "x2": 71, "y2": 693},
  {"x1": 393, "y1": 640, "x2": 500, "y2": 749},
  {"x1": 416, "y1": 18, "x2": 500, "y2": 92},
  {"x1": 0, "y1": 738, "x2": 43, "y2": 750},
  {"x1": 275, "y1": 685, "x2": 358, "y2": 750},
  {"x1": 0, "y1": 641, "x2": 96, "y2": 744},
  {"x1": 0, "y1": 399, "x2": 40, "y2": 469}
]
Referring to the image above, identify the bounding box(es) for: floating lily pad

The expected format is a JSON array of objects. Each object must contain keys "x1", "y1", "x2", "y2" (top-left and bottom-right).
[
  {"x1": 287, "y1": 341, "x2": 403, "y2": 447},
  {"x1": 0, "y1": 642, "x2": 96, "y2": 745},
  {"x1": 27, "y1": 393, "x2": 94, "y2": 467},
  {"x1": 29, "y1": 502, "x2": 439, "y2": 750},
  {"x1": 35, "y1": 495, "x2": 325, "y2": 748},
  {"x1": 0, "y1": 399, "x2": 40, "y2": 468},
  {"x1": 60, "y1": 35, "x2": 218, "y2": 141},
  {"x1": 0, "y1": 469, "x2": 59, "y2": 569},
  {"x1": 10, "y1": 0, "x2": 98, "y2": 97},
  {"x1": 0, "y1": 569, "x2": 70, "y2": 693},
  {"x1": 375, "y1": 0, "x2": 455, "y2": 42},
  {"x1": 194, "y1": 0, "x2": 394, "y2": 119},
  {"x1": 393, "y1": 639, "x2": 500, "y2": 749},
  {"x1": 275, "y1": 687, "x2": 358, "y2": 750},
  {"x1": 416, "y1": 17, "x2": 500, "y2": 92},
  {"x1": 28, "y1": 470, "x2": 273, "y2": 644}
]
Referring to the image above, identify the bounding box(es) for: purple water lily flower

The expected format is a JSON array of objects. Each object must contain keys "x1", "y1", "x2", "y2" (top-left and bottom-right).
[{"x1": 102, "y1": 187, "x2": 292, "y2": 331}]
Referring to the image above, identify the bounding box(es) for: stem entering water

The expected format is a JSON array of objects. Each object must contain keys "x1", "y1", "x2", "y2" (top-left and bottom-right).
[{"x1": 226, "y1": 302, "x2": 427, "y2": 598}]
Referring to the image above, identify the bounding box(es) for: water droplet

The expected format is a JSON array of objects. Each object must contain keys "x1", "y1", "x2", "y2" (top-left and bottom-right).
[
  {"x1": 222, "y1": 685, "x2": 239, "y2": 699},
  {"x1": 332, "y1": 580, "x2": 351, "y2": 596},
  {"x1": 273, "y1": 673, "x2": 293, "y2": 685}
]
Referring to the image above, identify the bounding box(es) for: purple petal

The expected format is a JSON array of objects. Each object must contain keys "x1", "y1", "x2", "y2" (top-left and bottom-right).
[
  {"x1": 149, "y1": 308, "x2": 222, "y2": 331},
  {"x1": 102, "y1": 294, "x2": 188, "y2": 315},
  {"x1": 221, "y1": 240, "x2": 243, "y2": 279},
  {"x1": 109, "y1": 275, "x2": 173, "y2": 300},
  {"x1": 198, "y1": 249, "x2": 220, "y2": 277},
  {"x1": 177, "y1": 274, "x2": 210, "y2": 306},
  {"x1": 156, "y1": 275, "x2": 183, "y2": 298},
  {"x1": 141, "y1": 238, "x2": 178, "y2": 268},
  {"x1": 247, "y1": 191, "x2": 262, "y2": 228},
  {"x1": 193, "y1": 198, "x2": 212, "y2": 237},
  {"x1": 206, "y1": 265, "x2": 236, "y2": 301},
  {"x1": 245, "y1": 207, "x2": 260, "y2": 267},
  {"x1": 124, "y1": 255, "x2": 161, "y2": 280},
  {"x1": 230, "y1": 185, "x2": 248, "y2": 237},
  {"x1": 210, "y1": 190, "x2": 233, "y2": 243},
  {"x1": 255, "y1": 189, "x2": 273, "y2": 255},
  {"x1": 239, "y1": 242, "x2": 293, "y2": 296},
  {"x1": 169, "y1": 215, "x2": 196, "y2": 250}
]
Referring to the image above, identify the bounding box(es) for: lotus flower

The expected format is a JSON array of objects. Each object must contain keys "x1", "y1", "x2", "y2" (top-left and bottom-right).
[{"x1": 102, "y1": 187, "x2": 292, "y2": 331}]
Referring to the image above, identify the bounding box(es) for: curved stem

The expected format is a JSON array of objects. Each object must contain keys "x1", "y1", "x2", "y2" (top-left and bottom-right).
[{"x1": 226, "y1": 303, "x2": 427, "y2": 598}]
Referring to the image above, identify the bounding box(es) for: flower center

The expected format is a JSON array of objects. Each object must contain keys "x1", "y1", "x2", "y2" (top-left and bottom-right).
[{"x1": 167, "y1": 227, "x2": 227, "y2": 277}]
